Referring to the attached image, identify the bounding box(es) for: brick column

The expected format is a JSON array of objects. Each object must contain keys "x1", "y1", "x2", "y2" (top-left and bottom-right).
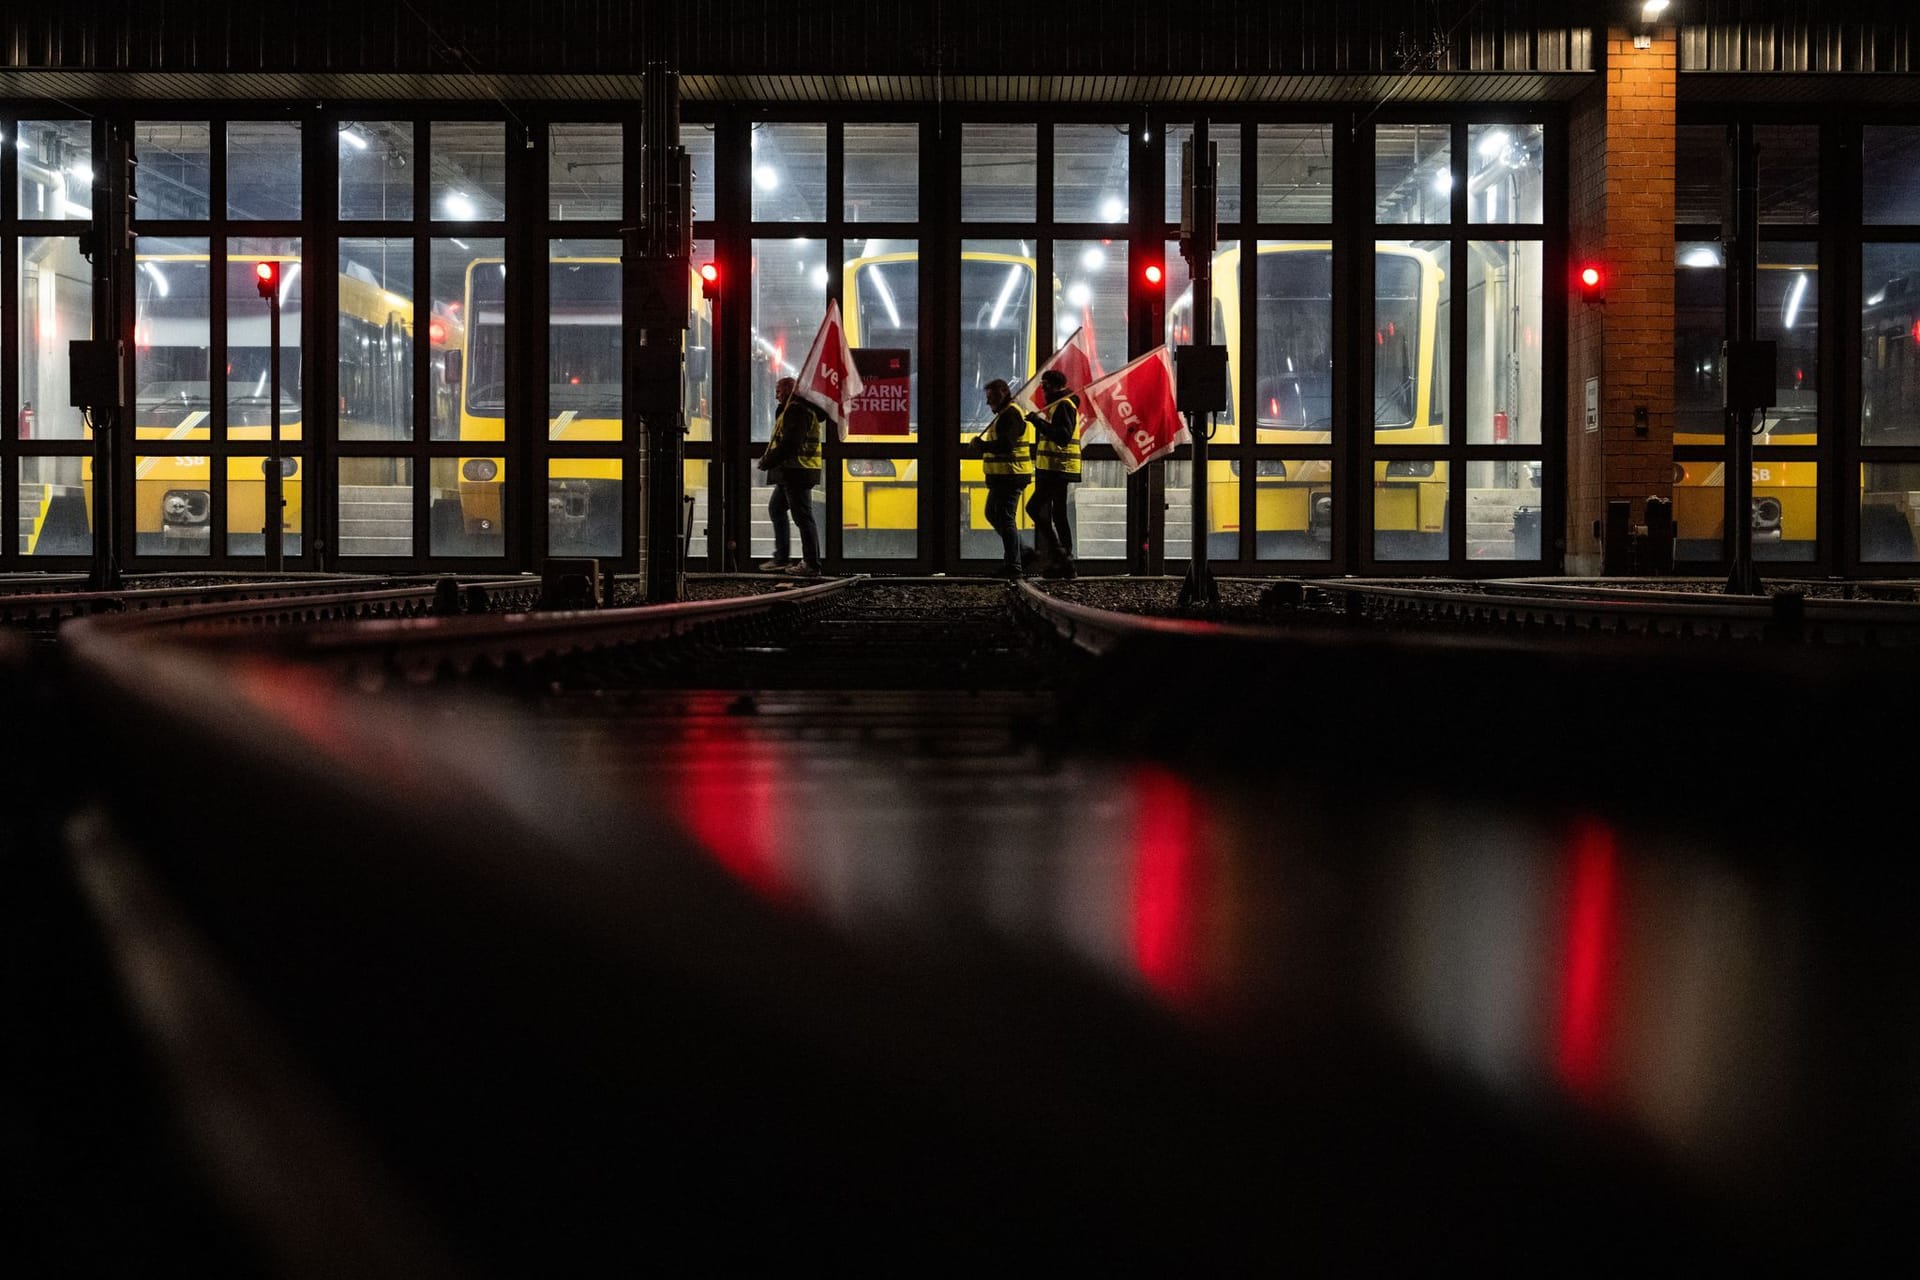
[{"x1": 1565, "y1": 25, "x2": 1676, "y2": 575}]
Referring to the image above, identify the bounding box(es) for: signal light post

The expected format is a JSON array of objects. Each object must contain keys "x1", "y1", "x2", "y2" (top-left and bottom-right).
[{"x1": 254, "y1": 260, "x2": 286, "y2": 571}]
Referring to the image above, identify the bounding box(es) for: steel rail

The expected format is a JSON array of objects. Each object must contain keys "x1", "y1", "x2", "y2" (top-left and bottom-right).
[{"x1": 0, "y1": 574, "x2": 412, "y2": 632}]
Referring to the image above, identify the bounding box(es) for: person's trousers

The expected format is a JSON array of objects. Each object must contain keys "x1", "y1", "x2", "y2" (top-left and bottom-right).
[
  {"x1": 1026, "y1": 471, "x2": 1075, "y2": 563},
  {"x1": 768, "y1": 469, "x2": 821, "y2": 567},
  {"x1": 984, "y1": 481, "x2": 1028, "y2": 568}
]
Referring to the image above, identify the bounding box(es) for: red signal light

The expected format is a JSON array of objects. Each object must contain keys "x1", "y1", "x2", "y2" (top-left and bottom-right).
[
  {"x1": 429, "y1": 319, "x2": 447, "y2": 346},
  {"x1": 1143, "y1": 263, "x2": 1164, "y2": 286},
  {"x1": 254, "y1": 260, "x2": 278, "y2": 299},
  {"x1": 1578, "y1": 263, "x2": 1604, "y2": 304},
  {"x1": 699, "y1": 261, "x2": 720, "y2": 300}
]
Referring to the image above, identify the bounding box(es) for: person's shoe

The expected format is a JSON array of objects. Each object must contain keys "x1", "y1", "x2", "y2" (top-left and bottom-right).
[
  {"x1": 758, "y1": 558, "x2": 793, "y2": 572},
  {"x1": 1045, "y1": 555, "x2": 1077, "y2": 581},
  {"x1": 787, "y1": 562, "x2": 824, "y2": 577},
  {"x1": 993, "y1": 563, "x2": 1024, "y2": 581}
]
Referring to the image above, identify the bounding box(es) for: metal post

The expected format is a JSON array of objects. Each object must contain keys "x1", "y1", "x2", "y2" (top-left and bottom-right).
[
  {"x1": 266, "y1": 282, "x2": 285, "y2": 572},
  {"x1": 1178, "y1": 124, "x2": 1219, "y2": 608},
  {"x1": 636, "y1": 62, "x2": 692, "y2": 603},
  {"x1": 1726, "y1": 125, "x2": 1763, "y2": 596}
]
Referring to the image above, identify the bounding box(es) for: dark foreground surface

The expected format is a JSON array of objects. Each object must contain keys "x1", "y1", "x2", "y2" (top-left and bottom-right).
[{"x1": 9, "y1": 581, "x2": 1918, "y2": 1271}]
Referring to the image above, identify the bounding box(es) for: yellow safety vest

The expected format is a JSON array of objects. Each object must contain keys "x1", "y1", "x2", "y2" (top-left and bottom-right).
[
  {"x1": 980, "y1": 404, "x2": 1033, "y2": 483},
  {"x1": 770, "y1": 399, "x2": 824, "y2": 473},
  {"x1": 1033, "y1": 394, "x2": 1082, "y2": 480}
]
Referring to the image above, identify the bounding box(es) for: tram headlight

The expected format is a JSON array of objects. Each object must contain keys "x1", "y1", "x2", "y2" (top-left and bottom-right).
[
  {"x1": 462, "y1": 459, "x2": 499, "y2": 482},
  {"x1": 1384, "y1": 460, "x2": 1436, "y2": 478},
  {"x1": 161, "y1": 489, "x2": 211, "y2": 525},
  {"x1": 1752, "y1": 496, "x2": 1783, "y2": 535}
]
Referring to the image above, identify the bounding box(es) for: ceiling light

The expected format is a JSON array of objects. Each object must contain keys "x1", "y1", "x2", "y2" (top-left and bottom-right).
[
  {"x1": 1101, "y1": 196, "x2": 1125, "y2": 222},
  {"x1": 339, "y1": 127, "x2": 369, "y2": 151},
  {"x1": 1477, "y1": 130, "x2": 1509, "y2": 159},
  {"x1": 443, "y1": 192, "x2": 477, "y2": 219},
  {"x1": 754, "y1": 165, "x2": 779, "y2": 191},
  {"x1": 1081, "y1": 246, "x2": 1106, "y2": 270},
  {"x1": 1066, "y1": 282, "x2": 1092, "y2": 308}
]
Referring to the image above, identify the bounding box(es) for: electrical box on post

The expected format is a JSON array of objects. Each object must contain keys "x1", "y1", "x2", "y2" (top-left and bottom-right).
[
  {"x1": 1722, "y1": 339, "x2": 1776, "y2": 412},
  {"x1": 1175, "y1": 344, "x2": 1229, "y2": 414},
  {"x1": 69, "y1": 339, "x2": 125, "y2": 412}
]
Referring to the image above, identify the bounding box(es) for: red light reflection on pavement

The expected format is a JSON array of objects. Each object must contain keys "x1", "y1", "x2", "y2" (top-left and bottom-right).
[
  {"x1": 1130, "y1": 767, "x2": 1204, "y2": 1004},
  {"x1": 672, "y1": 707, "x2": 788, "y2": 902},
  {"x1": 1557, "y1": 819, "x2": 1619, "y2": 1097}
]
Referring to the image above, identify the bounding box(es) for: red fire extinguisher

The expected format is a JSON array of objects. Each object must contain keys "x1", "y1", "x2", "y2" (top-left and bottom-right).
[
  {"x1": 1493, "y1": 410, "x2": 1509, "y2": 444},
  {"x1": 18, "y1": 401, "x2": 33, "y2": 439}
]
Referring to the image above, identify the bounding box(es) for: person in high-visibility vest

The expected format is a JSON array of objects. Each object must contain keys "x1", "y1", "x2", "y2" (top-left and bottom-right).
[
  {"x1": 1024, "y1": 368, "x2": 1081, "y2": 579},
  {"x1": 977, "y1": 378, "x2": 1033, "y2": 579},
  {"x1": 757, "y1": 376, "x2": 824, "y2": 575}
]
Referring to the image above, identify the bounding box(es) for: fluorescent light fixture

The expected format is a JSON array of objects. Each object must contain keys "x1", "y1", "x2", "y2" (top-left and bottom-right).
[
  {"x1": 68, "y1": 161, "x2": 93, "y2": 183},
  {"x1": 1783, "y1": 273, "x2": 1808, "y2": 329},
  {"x1": 339, "y1": 127, "x2": 369, "y2": 151},
  {"x1": 1477, "y1": 130, "x2": 1509, "y2": 159},
  {"x1": 754, "y1": 165, "x2": 779, "y2": 191},
  {"x1": 142, "y1": 262, "x2": 170, "y2": 297},
  {"x1": 1081, "y1": 246, "x2": 1106, "y2": 270},
  {"x1": 868, "y1": 266, "x2": 902, "y2": 329},
  {"x1": 1101, "y1": 196, "x2": 1125, "y2": 222},
  {"x1": 1642, "y1": 0, "x2": 1669, "y2": 16},
  {"x1": 451, "y1": 238, "x2": 471, "y2": 251},
  {"x1": 1066, "y1": 281, "x2": 1092, "y2": 308},
  {"x1": 1433, "y1": 170, "x2": 1454, "y2": 195},
  {"x1": 988, "y1": 264, "x2": 1023, "y2": 330},
  {"x1": 443, "y1": 191, "x2": 477, "y2": 219},
  {"x1": 1682, "y1": 246, "x2": 1722, "y2": 268},
  {"x1": 810, "y1": 265, "x2": 829, "y2": 289}
]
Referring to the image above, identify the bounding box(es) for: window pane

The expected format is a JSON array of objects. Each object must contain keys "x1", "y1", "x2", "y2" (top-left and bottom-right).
[
  {"x1": 842, "y1": 456, "x2": 916, "y2": 559},
  {"x1": 1862, "y1": 463, "x2": 1920, "y2": 563},
  {"x1": 134, "y1": 456, "x2": 210, "y2": 555},
  {"x1": 1675, "y1": 461, "x2": 1722, "y2": 562},
  {"x1": 957, "y1": 240, "x2": 1037, "y2": 437},
  {"x1": 549, "y1": 458, "x2": 622, "y2": 558},
  {"x1": 1069, "y1": 459, "x2": 1127, "y2": 564},
  {"x1": 1257, "y1": 123, "x2": 1334, "y2": 223},
  {"x1": 1056, "y1": 238, "x2": 1127, "y2": 382},
  {"x1": 19, "y1": 456, "x2": 90, "y2": 555},
  {"x1": 845, "y1": 123, "x2": 917, "y2": 222},
  {"x1": 1165, "y1": 124, "x2": 1243, "y2": 224},
  {"x1": 1468, "y1": 459, "x2": 1543, "y2": 560},
  {"x1": 750, "y1": 237, "x2": 828, "y2": 441},
  {"x1": 1757, "y1": 124, "x2": 1818, "y2": 225},
  {"x1": 1676, "y1": 126, "x2": 1725, "y2": 225},
  {"x1": 136, "y1": 121, "x2": 211, "y2": 220},
  {"x1": 228, "y1": 237, "x2": 304, "y2": 452},
  {"x1": 433, "y1": 237, "x2": 505, "y2": 442},
  {"x1": 1247, "y1": 242, "x2": 1333, "y2": 448},
  {"x1": 1466, "y1": 240, "x2": 1543, "y2": 445},
  {"x1": 550, "y1": 124, "x2": 622, "y2": 220},
  {"x1": 1374, "y1": 460, "x2": 1449, "y2": 561},
  {"x1": 16, "y1": 120, "x2": 92, "y2": 221},
  {"x1": 1055, "y1": 123, "x2": 1129, "y2": 223},
  {"x1": 683, "y1": 124, "x2": 715, "y2": 222},
  {"x1": 549, "y1": 237, "x2": 622, "y2": 438},
  {"x1": 19, "y1": 237, "x2": 93, "y2": 439},
  {"x1": 963, "y1": 124, "x2": 1035, "y2": 222},
  {"x1": 1758, "y1": 242, "x2": 1817, "y2": 440},
  {"x1": 1166, "y1": 238, "x2": 1238, "y2": 434},
  {"x1": 338, "y1": 456, "x2": 414, "y2": 557},
  {"x1": 688, "y1": 237, "x2": 716, "y2": 445},
  {"x1": 227, "y1": 455, "x2": 304, "y2": 557},
  {"x1": 1863, "y1": 126, "x2": 1920, "y2": 225},
  {"x1": 339, "y1": 121, "x2": 413, "y2": 220},
  {"x1": 1862, "y1": 244, "x2": 1920, "y2": 446},
  {"x1": 433, "y1": 122, "x2": 506, "y2": 221},
  {"x1": 1755, "y1": 458, "x2": 1815, "y2": 562},
  {"x1": 1675, "y1": 241, "x2": 1725, "y2": 444},
  {"x1": 1468, "y1": 124, "x2": 1543, "y2": 224},
  {"x1": 1376, "y1": 125, "x2": 1451, "y2": 225},
  {"x1": 431, "y1": 455, "x2": 504, "y2": 557},
  {"x1": 133, "y1": 237, "x2": 211, "y2": 451},
  {"x1": 339, "y1": 239, "x2": 414, "y2": 442},
  {"x1": 228, "y1": 122, "x2": 301, "y2": 220},
  {"x1": 685, "y1": 460, "x2": 710, "y2": 561},
  {"x1": 844, "y1": 238, "x2": 920, "y2": 439},
  {"x1": 751, "y1": 123, "x2": 826, "y2": 222},
  {"x1": 1375, "y1": 241, "x2": 1450, "y2": 443},
  {"x1": 1254, "y1": 458, "x2": 1334, "y2": 561}
]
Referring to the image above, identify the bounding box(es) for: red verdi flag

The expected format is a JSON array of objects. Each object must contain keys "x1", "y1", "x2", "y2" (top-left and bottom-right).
[
  {"x1": 793, "y1": 299, "x2": 866, "y2": 438},
  {"x1": 1079, "y1": 345, "x2": 1189, "y2": 474},
  {"x1": 1014, "y1": 327, "x2": 1098, "y2": 414}
]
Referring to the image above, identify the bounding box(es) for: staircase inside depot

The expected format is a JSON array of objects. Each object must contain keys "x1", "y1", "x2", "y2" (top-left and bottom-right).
[{"x1": 336, "y1": 484, "x2": 413, "y2": 558}]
